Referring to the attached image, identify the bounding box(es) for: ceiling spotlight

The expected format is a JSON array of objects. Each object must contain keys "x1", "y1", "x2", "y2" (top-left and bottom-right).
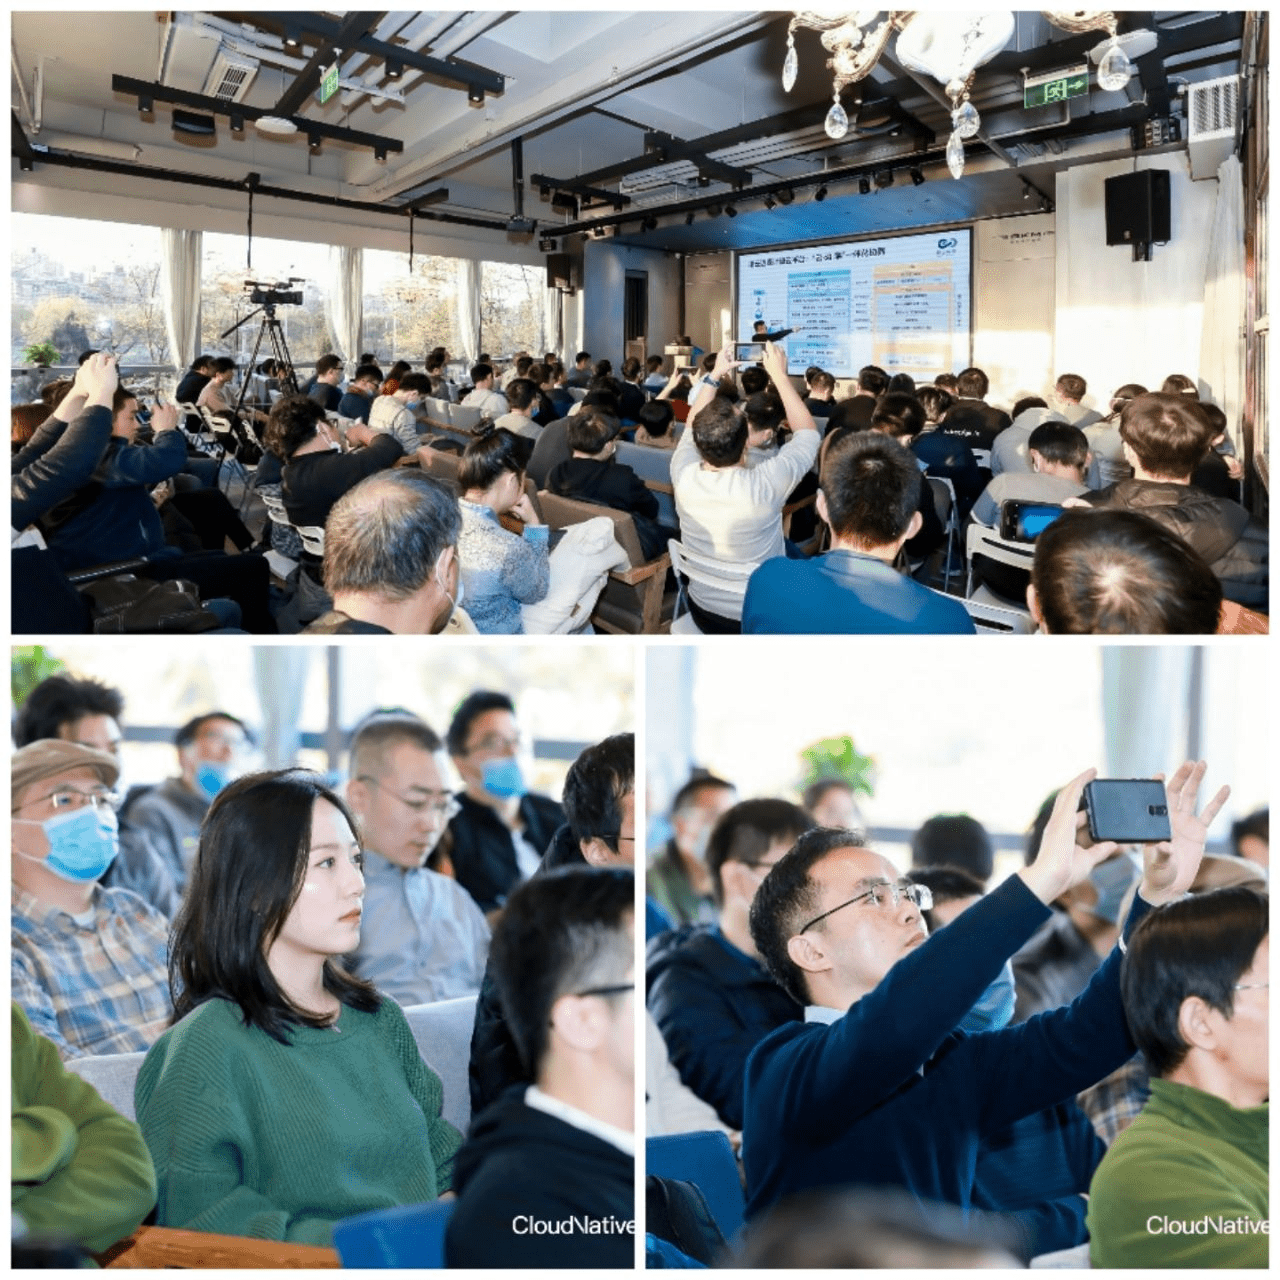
[
  {"x1": 696, "y1": 175, "x2": 710, "y2": 187},
  {"x1": 874, "y1": 170, "x2": 894, "y2": 190},
  {"x1": 763, "y1": 194, "x2": 776, "y2": 210},
  {"x1": 19, "y1": 155, "x2": 33, "y2": 172},
  {"x1": 858, "y1": 176, "x2": 871, "y2": 195},
  {"x1": 374, "y1": 146, "x2": 388, "y2": 163},
  {"x1": 282, "y1": 23, "x2": 301, "y2": 49},
  {"x1": 641, "y1": 214, "x2": 658, "y2": 231},
  {"x1": 776, "y1": 187, "x2": 795, "y2": 205},
  {"x1": 386, "y1": 58, "x2": 403, "y2": 80},
  {"x1": 468, "y1": 85, "x2": 485, "y2": 105},
  {"x1": 889, "y1": 125, "x2": 903, "y2": 137},
  {"x1": 814, "y1": 184, "x2": 828, "y2": 202},
  {"x1": 685, "y1": 211, "x2": 696, "y2": 225},
  {"x1": 229, "y1": 111, "x2": 245, "y2": 133},
  {"x1": 707, "y1": 202, "x2": 723, "y2": 217},
  {"x1": 308, "y1": 133, "x2": 322, "y2": 154},
  {"x1": 538, "y1": 236, "x2": 558, "y2": 252},
  {"x1": 725, "y1": 204, "x2": 737, "y2": 217},
  {"x1": 137, "y1": 94, "x2": 154, "y2": 115},
  {"x1": 909, "y1": 166, "x2": 925, "y2": 186}
]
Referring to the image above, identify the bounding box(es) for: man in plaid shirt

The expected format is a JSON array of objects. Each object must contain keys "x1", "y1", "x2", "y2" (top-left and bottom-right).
[{"x1": 11, "y1": 739, "x2": 171, "y2": 1060}]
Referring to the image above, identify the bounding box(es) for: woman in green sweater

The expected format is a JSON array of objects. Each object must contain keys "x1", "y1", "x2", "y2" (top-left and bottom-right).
[{"x1": 135, "y1": 769, "x2": 461, "y2": 1244}]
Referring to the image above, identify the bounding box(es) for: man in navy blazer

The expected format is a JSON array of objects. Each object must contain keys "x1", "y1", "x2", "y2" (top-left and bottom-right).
[{"x1": 742, "y1": 431, "x2": 974, "y2": 634}]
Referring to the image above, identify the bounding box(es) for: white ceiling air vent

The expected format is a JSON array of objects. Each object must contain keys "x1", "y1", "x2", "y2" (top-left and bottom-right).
[
  {"x1": 203, "y1": 49, "x2": 259, "y2": 102},
  {"x1": 1186, "y1": 74, "x2": 1239, "y2": 180}
]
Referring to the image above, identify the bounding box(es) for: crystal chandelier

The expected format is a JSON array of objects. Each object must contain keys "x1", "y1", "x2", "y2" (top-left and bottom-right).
[{"x1": 780, "y1": 10, "x2": 1123, "y2": 178}]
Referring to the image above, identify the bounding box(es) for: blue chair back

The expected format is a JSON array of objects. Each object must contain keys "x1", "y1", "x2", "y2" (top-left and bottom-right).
[
  {"x1": 333, "y1": 1199, "x2": 455, "y2": 1268},
  {"x1": 646, "y1": 1130, "x2": 745, "y2": 1241}
]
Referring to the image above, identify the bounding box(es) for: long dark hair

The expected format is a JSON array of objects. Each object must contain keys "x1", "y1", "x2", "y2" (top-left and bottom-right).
[
  {"x1": 458, "y1": 426, "x2": 533, "y2": 493},
  {"x1": 169, "y1": 768, "x2": 379, "y2": 1043}
]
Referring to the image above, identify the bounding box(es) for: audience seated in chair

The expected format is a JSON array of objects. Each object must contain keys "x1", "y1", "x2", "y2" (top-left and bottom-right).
[
  {"x1": 460, "y1": 363, "x2": 508, "y2": 420},
  {"x1": 15, "y1": 674, "x2": 180, "y2": 919},
  {"x1": 648, "y1": 799, "x2": 810, "y2": 1130},
  {"x1": 304, "y1": 469, "x2": 464, "y2": 636},
  {"x1": 336, "y1": 363, "x2": 383, "y2": 425},
  {"x1": 445, "y1": 865, "x2": 635, "y2": 1268},
  {"x1": 366, "y1": 372, "x2": 431, "y2": 457},
  {"x1": 492, "y1": 377, "x2": 541, "y2": 438},
  {"x1": 647, "y1": 773, "x2": 738, "y2": 928},
  {"x1": 910, "y1": 814, "x2": 994, "y2": 887},
  {"x1": 344, "y1": 712, "x2": 490, "y2": 1005},
  {"x1": 11, "y1": 1002, "x2": 157, "y2": 1252},
  {"x1": 135, "y1": 770, "x2": 461, "y2": 1243},
  {"x1": 528, "y1": 388, "x2": 620, "y2": 487},
  {"x1": 634, "y1": 398, "x2": 677, "y2": 449},
  {"x1": 1087, "y1": 886, "x2": 1266, "y2": 1267},
  {"x1": 1027, "y1": 508, "x2": 1226, "y2": 635},
  {"x1": 939, "y1": 367, "x2": 1011, "y2": 450},
  {"x1": 305, "y1": 354, "x2": 345, "y2": 412},
  {"x1": 743, "y1": 432, "x2": 974, "y2": 635},
  {"x1": 973, "y1": 420, "x2": 1091, "y2": 527},
  {"x1": 11, "y1": 740, "x2": 171, "y2": 1059}
]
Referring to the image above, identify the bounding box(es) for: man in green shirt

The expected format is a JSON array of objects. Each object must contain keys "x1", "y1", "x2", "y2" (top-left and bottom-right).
[{"x1": 1087, "y1": 885, "x2": 1268, "y2": 1266}]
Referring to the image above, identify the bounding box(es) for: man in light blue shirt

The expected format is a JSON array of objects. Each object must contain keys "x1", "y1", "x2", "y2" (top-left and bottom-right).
[{"x1": 346, "y1": 712, "x2": 490, "y2": 1006}]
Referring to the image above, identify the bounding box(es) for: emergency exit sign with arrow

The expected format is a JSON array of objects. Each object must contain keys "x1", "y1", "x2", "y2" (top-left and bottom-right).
[{"x1": 1024, "y1": 62, "x2": 1089, "y2": 109}]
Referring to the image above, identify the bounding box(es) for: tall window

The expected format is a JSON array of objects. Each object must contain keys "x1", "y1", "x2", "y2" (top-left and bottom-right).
[
  {"x1": 480, "y1": 261, "x2": 545, "y2": 357},
  {"x1": 12, "y1": 213, "x2": 170, "y2": 368},
  {"x1": 363, "y1": 248, "x2": 462, "y2": 364}
]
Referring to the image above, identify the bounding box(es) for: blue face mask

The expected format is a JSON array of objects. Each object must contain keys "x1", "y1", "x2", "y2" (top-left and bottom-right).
[
  {"x1": 1089, "y1": 854, "x2": 1140, "y2": 925},
  {"x1": 194, "y1": 762, "x2": 233, "y2": 802},
  {"x1": 959, "y1": 960, "x2": 1017, "y2": 1034},
  {"x1": 481, "y1": 756, "x2": 527, "y2": 800},
  {"x1": 15, "y1": 805, "x2": 119, "y2": 883}
]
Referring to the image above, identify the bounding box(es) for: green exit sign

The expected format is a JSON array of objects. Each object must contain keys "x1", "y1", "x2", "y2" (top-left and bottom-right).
[
  {"x1": 1024, "y1": 63, "x2": 1089, "y2": 109},
  {"x1": 319, "y1": 63, "x2": 339, "y2": 103}
]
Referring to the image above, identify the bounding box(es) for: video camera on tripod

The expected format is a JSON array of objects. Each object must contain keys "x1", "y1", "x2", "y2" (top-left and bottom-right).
[{"x1": 244, "y1": 278, "x2": 305, "y2": 307}]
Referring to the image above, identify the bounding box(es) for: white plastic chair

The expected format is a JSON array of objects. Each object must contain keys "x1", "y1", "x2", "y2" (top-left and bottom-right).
[
  {"x1": 964, "y1": 521, "x2": 1036, "y2": 599},
  {"x1": 667, "y1": 538, "x2": 756, "y2": 630}
]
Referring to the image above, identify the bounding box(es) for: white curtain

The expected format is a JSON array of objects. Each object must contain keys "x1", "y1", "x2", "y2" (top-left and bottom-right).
[
  {"x1": 1199, "y1": 153, "x2": 1245, "y2": 445},
  {"x1": 543, "y1": 285, "x2": 562, "y2": 358},
  {"x1": 252, "y1": 648, "x2": 312, "y2": 768},
  {"x1": 161, "y1": 228, "x2": 202, "y2": 379},
  {"x1": 456, "y1": 258, "x2": 482, "y2": 363},
  {"x1": 326, "y1": 245, "x2": 363, "y2": 362},
  {"x1": 1101, "y1": 648, "x2": 1193, "y2": 779}
]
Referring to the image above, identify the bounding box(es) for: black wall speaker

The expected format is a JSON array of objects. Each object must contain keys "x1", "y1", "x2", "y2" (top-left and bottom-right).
[
  {"x1": 546, "y1": 253, "x2": 574, "y2": 290},
  {"x1": 1104, "y1": 169, "x2": 1171, "y2": 246}
]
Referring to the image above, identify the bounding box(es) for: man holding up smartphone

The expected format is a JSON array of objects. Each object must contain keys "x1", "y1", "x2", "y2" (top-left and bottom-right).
[{"x1": 741, "y1": 763, "x2": 1228, "y2": 1259}]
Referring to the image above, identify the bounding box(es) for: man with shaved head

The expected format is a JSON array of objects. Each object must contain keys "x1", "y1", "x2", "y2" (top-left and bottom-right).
[
  {"x1": 741, "y1": 763, "x2": 1229, "y2": 1258},
  {"x1": 345, "y1": 711, "x2": 490, "y2": 1006}
]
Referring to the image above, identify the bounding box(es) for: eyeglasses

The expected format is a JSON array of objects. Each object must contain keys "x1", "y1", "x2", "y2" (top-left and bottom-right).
[
  {"x1": 357, "y1": 776, "x2": 461, "y2": 822},
  {"x1": 464, "y1": 733, "x2": 526, "y2": 756},
  {"x1": 14, "y1": 785, "x2": 119, "y2": 815},
  {"x1": 1233, "y1": 982, "x2": 1269, "y2": 991},
  {"x1": 799, "y1": 880, "x2": 933, "y2": 934},
  {"x1": 573, "y1": 984, "x2": 635, "y2": 999},
  {"x1": 742, "y1": 858, "x2": 784, "y2": 876}
]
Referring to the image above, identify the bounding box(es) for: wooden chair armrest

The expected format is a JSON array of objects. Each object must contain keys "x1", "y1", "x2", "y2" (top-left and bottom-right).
[
  {"x1": 609, "y1": 552, "x2": 670, "y2": 585},
  {"x1": 416, "y1": 415, "x2": 453, "y2": 434},
  {"x1": 97, "y1": 1225, "x2": 340, "y2": 1268},
  {"x1": 642, "y1": 479, "x2": 675, "y2": 495},
  {"x1": 781, "y1": 492, "x2": 816, "y2": 517}
]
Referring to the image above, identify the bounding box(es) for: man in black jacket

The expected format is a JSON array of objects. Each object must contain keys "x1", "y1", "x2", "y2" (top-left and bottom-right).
[
  {"x1": 941, "y1": 367, "x2": 1011, "y2": 451},
  {"x1": 647, "y1": 798, "x2": 809, "y2": 1129},
  {"x1": 468, "y1": 733, "x2": 634, "y2": 1115},
  {"x1": 447, "y1": 865, "x2": 634, "y2": 1268},
  {"x1": 443, "y1": 691, "x2": 565, "y2": 914}
]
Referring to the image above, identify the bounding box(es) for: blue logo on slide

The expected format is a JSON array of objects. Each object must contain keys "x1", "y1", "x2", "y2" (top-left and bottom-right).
[{"x1": 937, "y1": 237, "x2": 958, "y2": 250}]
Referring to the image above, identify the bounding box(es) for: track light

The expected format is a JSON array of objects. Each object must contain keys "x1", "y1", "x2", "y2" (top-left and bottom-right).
[
  {"x1": 19, "y1": 155, "x2": 33, "y2": 172},
  {"x1": 641, "y1": 214, "x2": 658, "y2": 231},
  {"x1": 724, "y1": 204, "x2": 737, "y2": 217},
  {"x1": 858, "y1": 176, "x2": 871, "y2": 195},
  {"x1": 468, "y1": 85, "x2": 485, "y2": 105},
  {"x1": 763, "y1": 194, "x2": 776, "y2": 210},
  {"x1": 874, "y1": 170, "x2": 894, "y2": 190},
  {"x1": 683, "y1": 211, "x2": 694, "y2": 225},
  {"x1": 538, "y1": 236, "x2": 558, "y2": 252},
  {"x1": 910, "y1": 166, "x2": 925, "y2": 186},
  {"x1": 776, "y1": 187, "x2": 795, "y2": 205},
  {"x1": 814, "y1": 185, "x2": 828, "y2": 202},
  {"x1": 282, "y1": 23, "x2": 301, "y2": 49},
  {"x1": 706, "y1": 202, "x2": 723, "y2": 217},
  {"x1": 229, "y1": 111, "x2": 245, "y2": 133},
  {"x1": 374, "y1": 146, "x2": 388, "y2": 163},
  {"x1": 386, "y1": 58, "x2": 403, "y2": 80},
  {"x1": 308, "y1": 133, "x2": 322, "y2": 154},
  {"x1": 137, "y1": 94, "x2": 154, "y2": 115}
]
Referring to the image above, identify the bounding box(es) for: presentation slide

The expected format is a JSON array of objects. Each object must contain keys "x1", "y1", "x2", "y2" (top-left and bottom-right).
[{"x1": 736, "y1": 227, "x2": 972, "y2": 380}]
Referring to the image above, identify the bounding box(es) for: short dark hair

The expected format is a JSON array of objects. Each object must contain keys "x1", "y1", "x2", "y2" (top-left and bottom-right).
[
  {"x1": 566, "y1": 409, "x2": 614, "y2": 455},
  {"x1": 575, "y1": 352, "x2": 591, "y2": 366},
  {"x1": 358, "y1": 352, "x2": 377, "y2": 365},
  {"x1": 14, "y1": 675, "x2": 125, "y2": 747},
  {"x1": 515, "y1": 355, "x2": 534, "y2": 376},
  {"x1": 1121, "y1": 886, "x2": 1267, "y2": 1076},
  {"x1": 265, "y1": 393, "x2": 326, "y2": 460},
  {"x1": 809, "y1": 370, "x2": 835, "y2": 395},
  {"x1": 858, "y1": 366, "x2": 889, "y2": 396},
  {"x1": 917, "y1": 385, "x2": 953, "y2": 423},
  {"x1": 646, "y1": 355, "x2": 664, "y2": 373},
  {"x1": 211, "y1": 357, "x2": 236, "y2": 376},
  {"x1": 822, "y1": 399, "x2": 869, "y2": 436},
  {"x1": 637, "y1": 400, "x2": 674, "y2": 438},
  {"x1": 935, "y1": 372, "x2": 959, "y2": 393},
  {"x1": 1120, "y1": 393, "x2": 1217, "y2": 478},
  {"x1": 175, "y1": 711, "x2": 251, "y2": 750},
  {"x1": 323, "y1": 470, "x2": 461, "y2": 601},
  {"x1": 820, "y1": 431, "x2": 922, "y2": 547},
  {"x1": 191, "y1": 355, "x2": 215, "y2": 373},
  {"x1": 622, "y1": 357, "x2": 642, "y2": 381},
  {"x1": 691, "y1": 395, "x2": 747, "y2": 466},
  {"x1": 1056, "y1": 373, "x2": 1087, "y2": 401},
  {"x1": 870, "y1": 392, "x2": 925, "y2": 440},
  {"x1": 447, "y1": 690, "x2": 516, "y2": 757},
  {"x1": 744, "y1": 392, "x2": 783, "y2": 433},
  {"x1": 1031, "y1": 509, "x2": 1223, "y2": 634},
  {"x1": 956, "y1": 367, "x2": 989, "y2": 399},
  {"x1": 749, "y1": 826, "x2": 866, "y2": 1004},
  {"x1": 740, "y1": 366, "x2": 770, "y2": 397},
  {"x1": 910, "y1": 815, "x2": 994, "y2": 884},
  {"x1": 886, "y1": 372, "x2": 916, "y2": 396},
  {"x1": 112, "y1": 386, "x2": 138, "y2": 416},
  {"x1": 1160, "y1": 373, "x2": 1199, "y2": 398},
  {"x1": 398, "y1": 372, "x2": 431, "y2": 395},
  {"x1": 907, "y1": 864, "x2": 986, "y2": 932},
  {"x1": 562, "y1": 733, "x2": 634, "y2": 849},
  {"x1": 469, "y1": 362, "x2": 493, "y2": 385},
  {"x1": 348, "y1": 711, "x2": 443, "y2": 779},
  {"x1": 316, "y1": 353, "x2": 343, "y2": 377},
  {"x1": 1027, "y1": 421, "x2": 1089, "y2": 470},
  {"x1": 387, "y1": 360, "x2": 412, "y2": 381},
  {"x1": 353, "y1": 363, "x2": 383, "y2": 385},
  {"x1": 1231, "y1": 808, "x2": 1268, "y2": 855},
  {"x1": 1107, "y1": 383, "x2": 1148, "y2": 417},
  {"x1": 1011, "y1": 395, "x2": 1049, "y2": 421},
  {"x1": 672, "y1": 773, "x2": 735, "y2": 815},
  {"x1": 705, "y1": 798, "x2": 812, "y2": 907},
  {"x1": 458, "y1": 427, "x2": 533, "y2": 492},
  {"x1": 505, "y1": 378, "x2": 537, "y2": 412},
  {"x1": 580, "y1": 390, "x2": 621, "y2": 418},
  {"x1": 489, "y1": 865, "x2": 633, "y2": 1076},
  {"x1": 169, "y1": 769, "x2": 379, "y2": 1042},
  {"x1": 801, "y1": 777, "x2": 855, "y2": 816}
]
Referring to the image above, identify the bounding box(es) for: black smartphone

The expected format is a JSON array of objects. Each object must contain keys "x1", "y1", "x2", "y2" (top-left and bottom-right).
[
  {"x1": 1083, "y1": 779, "x2": 1171, "y2": 843},
  {"x1": 999, "y1": 500, "x2": 1066, "y2": 543}
]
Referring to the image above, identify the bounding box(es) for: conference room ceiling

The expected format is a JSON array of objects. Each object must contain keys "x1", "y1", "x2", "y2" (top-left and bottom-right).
[{"x1": 11, "y1": 10, "x2": 1247, "y2": 251}]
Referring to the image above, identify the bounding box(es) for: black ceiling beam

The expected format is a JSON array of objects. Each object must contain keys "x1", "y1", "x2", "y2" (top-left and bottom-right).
[
  {"x1": 111, "y1": 75, "x2": 404, "y2": 154},
  {"x1": 272, "y1": 11, "x2": 382, "y2": 117},
  {"x1": 12, "y1": 111, "x2": 37, "y2": 169},
  {"x1": 530, "y1": 175, "x2": 631, "y2": 210},
  {"x1": 643, "y1": 130, "x2": 753, "y2": 187},
  {"x1": 11, "y1": 145, "x2": 505, "y2": 231},
  {"x1": 224, "y1": 11, "x2": 505, "y2": 97},
  {"x1": 402, "y1": 187, "x2": 450, "y2": 213}
]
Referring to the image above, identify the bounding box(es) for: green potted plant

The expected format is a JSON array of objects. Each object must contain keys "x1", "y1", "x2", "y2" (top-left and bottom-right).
[{"x1": 22, "y1": 341, "x2": 59, "y2": 368}]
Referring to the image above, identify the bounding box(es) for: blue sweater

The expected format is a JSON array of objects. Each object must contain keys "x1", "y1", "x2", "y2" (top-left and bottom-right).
[{"x1": 741, "y1": 875, "x2": 1148, "y2": 1234}]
